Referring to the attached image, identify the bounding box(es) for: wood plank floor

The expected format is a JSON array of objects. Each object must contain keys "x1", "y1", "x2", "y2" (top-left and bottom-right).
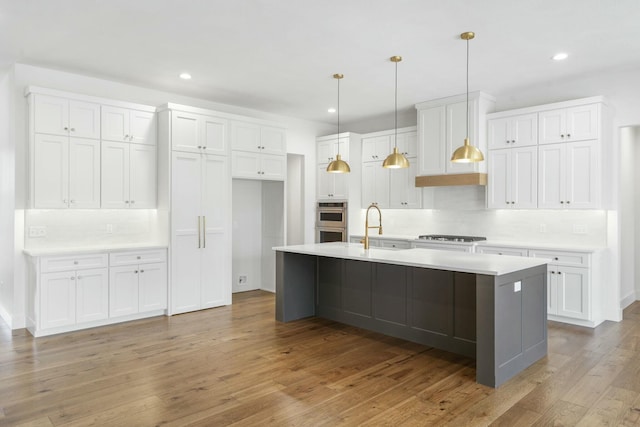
[{"x1": 2, "y1": 291, "x2": 640, "y2": 426}]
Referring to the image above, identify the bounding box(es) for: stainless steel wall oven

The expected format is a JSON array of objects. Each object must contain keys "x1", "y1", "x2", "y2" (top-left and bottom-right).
[{"x1": 315, "y1": 202, "x2": 347, "y2": 242}]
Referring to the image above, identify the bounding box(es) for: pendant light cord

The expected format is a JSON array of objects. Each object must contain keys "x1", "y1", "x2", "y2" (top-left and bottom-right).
[
  {"x1": 466, "y1": 37, "x2": 469, "y2": 142},
  {"x1": 394, "y1": 59, "x2": 398, "y2": 149},
  {"x1": 337, "y1": 76, "x2": 340, "y2": 155}
]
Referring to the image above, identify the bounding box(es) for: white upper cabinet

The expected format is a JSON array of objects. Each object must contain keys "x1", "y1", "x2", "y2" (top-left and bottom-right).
[
  {"x1": 362, "y1": 135, "x2": 391, "y2": 162},
  {"x1": 102, "y1": 106, "x2": 156, "y2": 145},
  {"x1": 416, "y1": 92, "x2": 495, "y2": 176},
  {"x1": 389, "y1": 161, "x2": 422, "y2": 208},
  {"x1": 539, "y1": 104, "x2": 599, "y2": 145},
  {"x1": 101, "y1": 141, "x2": 157, "y2": 208},
  {"x1": 361, "y1": 162, "x2": 389, "y2": 208},
  {"x1": 317, "y1": 137, "x2": 349, "y2": 164},
  {"x1": 34, "y1": 94, "x2": 100, "y2": 139},
  {"x1": 230, "y1": 120, "x2": 287, "y2": 180},
  {"x1": 488, "y1": 113, "x2": 538, "y2": 149},
  {"x1": 33, "y1": 134, "x2": 100, "y2": 209},
  {"x1": 170, "y1": 111, "x2": 228, "y2": 154},
  {"x1": 396, "y1": 131, "x2": 418, "y2": 158},
  {"x1": 488, "y1": 146, "x2": 537, "y2": 209},
  {"x1": 538, "y1": 140, "x2": 599, "y2": 209}
]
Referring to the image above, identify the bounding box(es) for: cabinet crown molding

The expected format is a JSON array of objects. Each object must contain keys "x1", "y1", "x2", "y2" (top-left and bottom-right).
[
  {"x1": 25, "y1": 86, "x2": 156, "y2": 112},
  {"x1": 487, "y1": 96, "x2": 608, "y2": 120}
]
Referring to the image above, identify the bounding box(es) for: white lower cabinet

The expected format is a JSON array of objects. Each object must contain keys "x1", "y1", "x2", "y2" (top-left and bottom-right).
[
  {"x1": 109, "y1": 249, "x2": 167, "y2": 317},
  {"x1": 412, "y1": 241, "x2": 474, "y2": 253},
  {"x1": 27, "y1": 249, "x2": 167, "y2": 337}
]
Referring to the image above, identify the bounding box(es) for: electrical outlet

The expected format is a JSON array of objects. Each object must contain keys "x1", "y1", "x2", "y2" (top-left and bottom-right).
[
  {"x1": 514, "y1": 281, "x2": 521, "y2": 292},
  {"x1": 239, "y1": 275, "x2": 247, "y2": 285},
  {"x1": 28, "y1": 226, "x2": 47, "y2": 237},
  {"x1": 573, "y1": 224, "x2": 587, "y2": 234}
]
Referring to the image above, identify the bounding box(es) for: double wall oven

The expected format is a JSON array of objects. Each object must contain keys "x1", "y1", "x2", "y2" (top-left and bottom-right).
[{"x1": 316, "y1": 202, "x2": 347, "y2": 243}]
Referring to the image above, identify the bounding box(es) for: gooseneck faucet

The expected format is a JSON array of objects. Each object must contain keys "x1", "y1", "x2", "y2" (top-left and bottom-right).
[{"x1": 362, "y1": 203, "x2": 383, "y2": 250}]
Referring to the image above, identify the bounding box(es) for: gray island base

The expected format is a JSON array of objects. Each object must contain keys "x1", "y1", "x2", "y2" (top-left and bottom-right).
[{"x1": 274, "y1": 243, "x2": 549, "y2": 388}]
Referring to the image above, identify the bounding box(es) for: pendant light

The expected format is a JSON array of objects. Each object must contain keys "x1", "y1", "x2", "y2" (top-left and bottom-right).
[
  {"x1": 451, "y1": 31, "x2": 484, "y2": 163},
  {"x1": 326, "y1": 73, "x2": 351, "y2": 173},
  {"x1": 382, "y1": 56, "x2": 410, "y2": 169}
]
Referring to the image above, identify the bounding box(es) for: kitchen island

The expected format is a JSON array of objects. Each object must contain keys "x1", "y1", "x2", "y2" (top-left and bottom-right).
[{"x1": 274, "y1": 242, "x2": 549, "y2": 387}]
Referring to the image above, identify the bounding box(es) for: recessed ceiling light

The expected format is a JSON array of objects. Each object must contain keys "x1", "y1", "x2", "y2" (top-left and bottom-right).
[
  {"x1": 179, "y1": 73, "x2": 192, "y2": 80},
  {"x1": 552, "y1": 53, "x2": 568, "y2": 61},
  {"x1": 328, "y1": 108, "x2": 336, "y2": 113}
]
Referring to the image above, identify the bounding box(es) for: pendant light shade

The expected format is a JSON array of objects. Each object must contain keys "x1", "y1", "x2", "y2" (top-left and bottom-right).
[
  {"x1": 383, "y1": 56, "x2": 410, "y2": 169},
  {"x1": 326, "y1": 73, "x2": 351, "y2": 174},
  {"x1": 451, "y1": 31, "x2": 485, "y2": 163}
]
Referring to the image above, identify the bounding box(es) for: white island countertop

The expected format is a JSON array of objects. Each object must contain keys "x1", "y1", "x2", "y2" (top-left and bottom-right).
[{"x1": 273, "y1": 242, "x2": 549, "y2": 276}]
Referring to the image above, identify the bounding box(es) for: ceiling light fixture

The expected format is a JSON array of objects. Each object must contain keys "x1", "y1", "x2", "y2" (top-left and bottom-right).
[
  {"x1": 552, "y1": 52, "x2": 568, "y2": 61},
  {"x1": 179, "y1": 72, "x2": 192, "y2": 80},
  {"x1": 382, "y1": 56, "x2": 410, "y2": 169},
  {"x1": 451, "y1": 32, "x2": 484, "y2": 163},
  {"x1": 328, "y1": 108, "x2": 336, "y2": 113},
  {"x1": 326, "y1": 73, "x2": 351, "y2": 174}
]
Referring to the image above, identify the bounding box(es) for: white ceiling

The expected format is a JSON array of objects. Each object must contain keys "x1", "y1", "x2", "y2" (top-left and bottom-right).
[{"x1": 2, "y1": 0, "x2": 640, "y2": 127}]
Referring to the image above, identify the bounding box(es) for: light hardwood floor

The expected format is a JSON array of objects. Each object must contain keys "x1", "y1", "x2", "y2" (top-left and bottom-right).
[{"x1": 1, "y1": 291, "x2": 640, "y2": 426}]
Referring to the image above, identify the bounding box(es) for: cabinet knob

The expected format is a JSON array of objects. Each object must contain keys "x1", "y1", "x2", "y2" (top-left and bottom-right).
[
  {"x1": 567, "y1": 134, "x2": 571, "y2": 138},
  {"x1": 77, "y1": 276, "x2": 82, "y2": 280},
  {"x1": 125, "y1": 134, "x2": 129, "y2": 139},
  {"x1": 70, "y1": 200, "x2": 75, "y2": 204},
  {"x1": 125, "y1": 200, "x2": 130, "y2": 204},
  {"x1": 198, "y1": 145, "x2": 202, "y2": 149},
  {"x1": 560, "y1": 134, "x2": 565, "y2": 138},
  {"x1": 70, "y1": 128, "x2": 75, "y2": 132},
  {"x1": 64, "y1": 127, "x2": 69, "y2": 131},
  {"x1": 137, "y1": 256, "x2": 141, "y2": 259},
  {"x1": 74, "y1": 261, "x2": 78, "y2": 265},
  {"x1": 203, "y1": 146, "x2": 207, "y2": 150},
  {"x1": 560, "y1": 201, "x2": 564, "y2": 204},
  {"x1": 554, "y1": 257, "x2": 559, "y2": 260},
  {"x1": 566, "y1": 201, "x2": 571, "y2": 204},
  {"x1": 134, "y1": 270, "x2": 138, "y2": 274},
  {"x1": 140, "y1": 270, "x2": 144, "y2": 273},
  {"x1": 70, "y1": 276, "x2": 75, "y2": 280},
  {"x1": 130, "y1": 200, "x2": 135, "y2": 204}
]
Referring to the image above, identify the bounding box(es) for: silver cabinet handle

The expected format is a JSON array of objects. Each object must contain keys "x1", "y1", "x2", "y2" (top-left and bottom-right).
[
  {"x1": 134, "y1": 270, "x2": 138, "y2": 274},
  {"x1": 197, "y1": 216, "x2": 201, "y2": 248},
  {"x1": 203, "y1": 216, "x2": 206, "y2": 248}
]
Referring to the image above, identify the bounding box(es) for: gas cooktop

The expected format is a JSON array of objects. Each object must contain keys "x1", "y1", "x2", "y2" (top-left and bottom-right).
[{"x1": 418, "y1": 234, "x2": 487, "y2": 243}]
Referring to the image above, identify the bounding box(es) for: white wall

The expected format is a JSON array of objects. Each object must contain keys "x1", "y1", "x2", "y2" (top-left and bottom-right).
[
  {"x1": 619, "y1": 127, "x2": 636, "y2": 307},
  {"x1": 635, "y1": 128, "x2": 640, "y2": 299},
  {"x1": 231, "y1": 179, "x2": 263, "y2": 292},
  {"x1": 261, "y1": 181, "x2": 285, "y2": 292},
  {"x1": 286, "y1": 154, "x2": 305, "y2": 245},
  {"x1": 0, "y1": 67, "x2": 15, "y2": 326}
]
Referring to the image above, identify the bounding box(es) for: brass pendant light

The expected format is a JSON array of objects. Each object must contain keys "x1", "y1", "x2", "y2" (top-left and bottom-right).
[
  {"x1": 383, "y1": 56, "x2": 410, "y2": 169},
  {"x1": 326, "y1": 73, "x2": 351, "y2": 173},
  {"x1": 451, "y1": 31, "x2": 485, "y2": 163}
]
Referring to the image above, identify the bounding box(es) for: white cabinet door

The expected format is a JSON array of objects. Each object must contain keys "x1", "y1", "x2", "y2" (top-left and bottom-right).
[
  {"x1": 261, "y1": 127, "x2": 286, "y2": 154},
  {"x1": 565, "y1": 140, "x2": 599, "y2": 209},
  {"x1": 488, "y1": 149, "x2": 510, "y2": 209},
  {"x1": 101, "y1": 141, "x2": 130, "y2": 208},
  {"x1": 231, "y1": 121, "x2": 261, "y2": 152},
  {"x1": 201, "y1": 115, "x2": 228, "y2": 155},
  {"x1": 511, "y1": 146, "x2": 537, "y2": 209},
  {"x1": 231, "y1": 151, "x2": 261, "y2": 178},
  {"x1": 68, "y1": 138, "x2": 101, "y2": 208},
  {"x1": 68, "y1": 101, "x2": 101, "y2": 139},
  {"x1": 260, "y1": 153, "x2": 286, "y2": 181},
  {"x1": 201, "y1": 154, "x2": 231, "y2": 308},
  {"x1": 488, "y1": 117, "x2": 511, "y2": 150},
  {"x1": 318, "y1": 138, "x2": 349, "y2": 164},
  {"x1": 362, "y1": 135, "x2": 390, "y2": 162},
  {"x1": 446, "y1": 100, "x2": 477, "y2": 174},
  {"x1": 418, "y1": 106, "x2": 446, "y2": 175},
  {"x1": 538, "y1": 143, "x2": 564, "y2": 208},
  {"x1": 101, "y1": 106, "x2": 130, "y2": 142},
  {"x1": 171, "y1": 111, "x2": 201, "y2": 153},
  {"x1": 539, "y1": 109, "x2": 567, "y2": 144},
  {"x1": 566, "y1": 104, "x2": 599, "y2": 142},
  {"x1": 76, "y1": 268, "x2": 108, "y2": 323},
  {"x1": 130, "y1": 110, "x2": 156, "y2": 145},
  {"x1": 129, "y1": 144, "x2": 157, "y2": 208},
  {"x1": 41, "y1": 271, "x2": 76, "y2": 329},
  {"x1": 396, "y1": 132, "x2": 417, "y2": 158},
  {"x1": 109, "y1": 266, "x2": 139, "y2": 317},
  {"x1": 138, "y1": 262, "x2": 167, "y2": 312},
  {"x1": 555, "y1": 266, "x2": 589, "y2": 320},
  {"x1": 34, "y1": 94, "x2": 69, "y2": 136},
  {"x1": 317, "y1": 164, "x2": 347, "y2": 199},
  {"x1": 389, "y1": 161, "x2": 421, "y2": 208},
  {"x1": 34, "y1": 134, "x2": 69, "y2": 208},
  {"x1": 362, "y1": 162, "x2": 389, "y2": 208}
]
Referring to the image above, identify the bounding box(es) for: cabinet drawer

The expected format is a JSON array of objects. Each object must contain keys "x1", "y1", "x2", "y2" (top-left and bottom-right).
[
  {"x1": 109, "y1": 249, "x2": 167, "y2": 266},
  {"x1": 412, "y1": 242, "x2": 473, "y2": 253},
  {"x1": 41, "y1": 253, "x2": 108, "y2": 273},
  {"x1": 476, "y1": 246, "x2": 528, "y2": 257},
  {"x1": 379, "y1": 239, "x2": 411, "y2": 249},
  {"x1": 529, "y1": 249, "x2": 589, "y2": 267}
]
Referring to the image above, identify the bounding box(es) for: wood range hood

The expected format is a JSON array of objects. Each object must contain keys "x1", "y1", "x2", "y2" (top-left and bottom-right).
[{"x1": 415, "y1": 173, "x2": 487, "y2": 187}]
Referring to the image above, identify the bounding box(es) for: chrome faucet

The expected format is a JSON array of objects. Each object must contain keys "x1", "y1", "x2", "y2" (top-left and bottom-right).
[{"x1": 361, "y1": 203, "x2": 382, "y2": 250}]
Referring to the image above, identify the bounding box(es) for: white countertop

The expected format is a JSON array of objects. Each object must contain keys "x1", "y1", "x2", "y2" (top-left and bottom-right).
[
  {"x1": 23, "y1": 243, "x2": 168, "y2": 257},
  {"x1": 273, "y1": 242, "x2": 549, "y2": 276}
]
